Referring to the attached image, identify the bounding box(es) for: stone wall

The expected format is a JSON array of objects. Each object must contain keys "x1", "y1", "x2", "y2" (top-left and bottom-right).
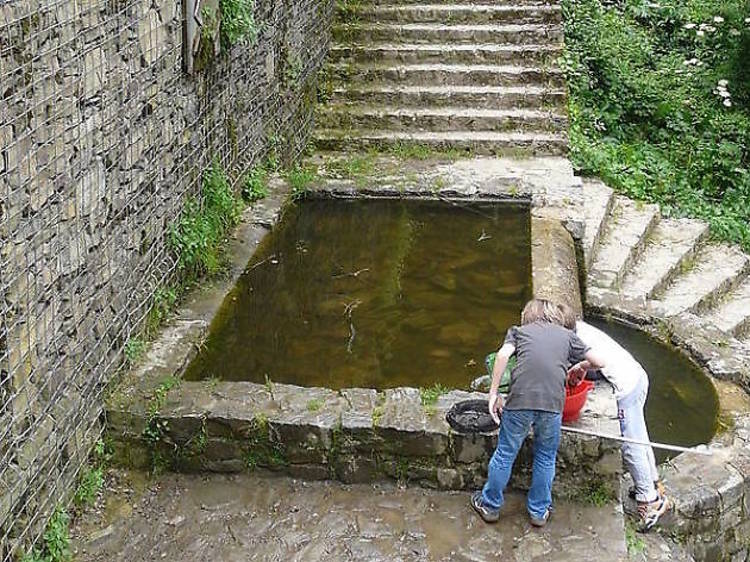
[{"x1": 0, "y1": 0, "x2": 333, "y2": 554}]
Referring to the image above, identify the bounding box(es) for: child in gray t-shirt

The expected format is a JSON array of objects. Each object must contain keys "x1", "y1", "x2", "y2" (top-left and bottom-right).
[{"x1": 471, "y1": 298, "x2": 605, "y2": 527}]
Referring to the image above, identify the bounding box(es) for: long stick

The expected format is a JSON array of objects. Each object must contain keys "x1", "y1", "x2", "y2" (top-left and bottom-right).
[{"x1": 560, "y1": 425, "x2": 713, "y2": 456}]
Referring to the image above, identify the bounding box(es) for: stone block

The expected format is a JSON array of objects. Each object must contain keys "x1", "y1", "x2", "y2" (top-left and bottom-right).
[
  {"x1": 334, "y1": 456, "x2": 380, "y2": 484},
  {"x1": 287, "y1": 464, "x2": 330, "y2": 481}
]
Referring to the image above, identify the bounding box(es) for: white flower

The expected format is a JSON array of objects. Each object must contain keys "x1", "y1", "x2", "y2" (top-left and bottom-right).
[
  {"x1": 684, "y1": 23, "x2": 696, "y2": 29},
  {"x1": 719, "y1": 90, "x2": 731, "y2": 98},
  {"x1": 730, "y1": 29, "x2": 741, "y2": 36},
  {"x1": 714, "y1": 16, "x2": 724, "y2": 23},
  {"x1": 745, "y1": 17, "x2": 750, "y2": 23},
  {"x1": 718, "y1": 79, "x2": 729, "y2": 87},
  {"x1": 696, "y1": 60, "x2": 703, "y2": 66},
  {"x1": 697, "y1": 29, "x2": 705, "y2": 36},
  {"x1": 723, "y1": 99, "x2": 732, "y2": 107}
]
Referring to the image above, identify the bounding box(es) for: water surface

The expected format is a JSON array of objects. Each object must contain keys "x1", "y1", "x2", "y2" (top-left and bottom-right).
[
  {"x1": 589, "y1": 318, "x2": 718, "y2": 462},
  {"x1": 184, "y1": 198, "x2": 532, "y2": 389}
]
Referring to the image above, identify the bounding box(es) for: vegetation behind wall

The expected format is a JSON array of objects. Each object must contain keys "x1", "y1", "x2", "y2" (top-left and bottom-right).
[{"x1": 563, "y1": 0, "x2": 750, "y2": 251}]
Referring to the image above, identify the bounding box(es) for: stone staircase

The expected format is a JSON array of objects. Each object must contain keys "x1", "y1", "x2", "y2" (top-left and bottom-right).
[
  {"x1": 316, "y1": 0, "x2": 568, "y2": 155},
  {"x1": 583, "y1": 178, "x2": 750, "y2": 365}
]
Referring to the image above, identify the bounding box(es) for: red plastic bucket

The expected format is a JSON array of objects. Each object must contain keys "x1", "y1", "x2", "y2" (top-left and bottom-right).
[{"x1": 562, "y1": 380, "x2": 594, "y2": 423}]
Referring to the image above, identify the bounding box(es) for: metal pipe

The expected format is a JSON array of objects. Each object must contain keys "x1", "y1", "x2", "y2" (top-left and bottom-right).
[{"x1": 560, "y1": 425, "x2": 713, "y2": 456}]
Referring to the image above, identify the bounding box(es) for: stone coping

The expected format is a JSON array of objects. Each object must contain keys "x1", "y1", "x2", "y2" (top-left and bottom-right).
[{"x1": 107, "y1": 156, "x2": 623, "y2": 496}]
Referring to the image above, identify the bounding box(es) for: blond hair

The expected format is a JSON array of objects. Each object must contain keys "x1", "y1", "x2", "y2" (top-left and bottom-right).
[
  {"x1": 557, "y1": 302, "x2": 578, "y2": 331},
  {"x1": 520, "y1": 298, "x2": 565, "y2": 326}
]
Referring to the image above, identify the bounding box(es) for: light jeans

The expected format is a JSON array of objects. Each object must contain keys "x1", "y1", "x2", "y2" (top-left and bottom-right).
[
  {"x1": 481, "y1": 409, "x2": 562, "y2": 519},
  {"x1": 618, "y1": 374, "x2": 659, "y2": 503}
]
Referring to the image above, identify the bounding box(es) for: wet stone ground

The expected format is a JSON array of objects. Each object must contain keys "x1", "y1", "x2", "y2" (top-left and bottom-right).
[{"x1": 71, "y1": 470, "x2": 628, "y2": 562}]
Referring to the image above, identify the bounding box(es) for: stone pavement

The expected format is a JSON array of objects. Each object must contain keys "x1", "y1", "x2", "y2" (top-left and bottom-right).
[{"x1": 71, "y1": 470, "x2": 628, "y2": 562}]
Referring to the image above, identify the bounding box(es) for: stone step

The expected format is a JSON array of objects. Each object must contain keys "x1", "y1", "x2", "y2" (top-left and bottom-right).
[
  {"x1": 649, "y1": 244, "x2": 750, "y2": 317},
  {"x1": 587, "y1": 196, "x2": 660, "y2": 290},
  {"x1": 327, "y1": 84, "x2": 566, "y2": 110},
  {"x1": 620, "y1": 218, "x2": 709, "y2": 302},
  {"x1": 342, "y1": 4, "x2": 562, "y2": 25},
  {"x1": 581, "y1": 178, "x2": 614, "y2": 271},
  {"x1": 703, "y1": 277, "x2": 750, "y2": 338},
  {"x1": 328, "y1": 43, "x2": 563, "y2": 66},
  {"x1": 325, "y1": 62, "x2": 565, "y2": 88},
  {"x1": 332, "y1": 23, "x2": 563, "y2": 45},
  {"x1": 317, "y1": 106, "x2": 568, "y2": 134},
  {"x1": 314, "y1": 129, "x2": 569, "y2": 156}
]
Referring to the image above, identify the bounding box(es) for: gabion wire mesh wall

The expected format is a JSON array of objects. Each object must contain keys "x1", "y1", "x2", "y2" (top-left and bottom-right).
[{"x1": 0, "y1": 0, "x2": 332, "y2": 556}]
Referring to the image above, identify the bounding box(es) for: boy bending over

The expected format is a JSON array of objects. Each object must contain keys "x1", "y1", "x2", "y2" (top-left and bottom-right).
[{"x1": 471, "y1": 299, "x2": 605, "y2": 527}]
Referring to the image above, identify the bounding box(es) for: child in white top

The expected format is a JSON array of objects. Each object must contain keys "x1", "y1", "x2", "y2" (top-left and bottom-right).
[{"x1": 560, "y1": 305, "x2": 670, "y2": 532}]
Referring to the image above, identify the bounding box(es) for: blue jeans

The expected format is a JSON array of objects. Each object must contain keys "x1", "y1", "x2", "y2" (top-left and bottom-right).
[{"x1": 481, "y1": 409, "x2": 562, "y2": 519}]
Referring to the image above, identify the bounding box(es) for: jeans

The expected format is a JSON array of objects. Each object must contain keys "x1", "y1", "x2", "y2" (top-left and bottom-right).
[
  {"x1": 618, "y1": 374, "x2": 659, "y2": 503},
  {"x1": 481, "y1": 409, "x2": 562, "y2": 519}
]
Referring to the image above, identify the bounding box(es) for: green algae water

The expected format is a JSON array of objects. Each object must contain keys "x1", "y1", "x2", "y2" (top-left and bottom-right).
[
  {"x1": 589, "y1": 318, "x2": 719, "y2": 462},
  {"x1": 184, "y1": 198, "x2": 532, "y2": 389}
]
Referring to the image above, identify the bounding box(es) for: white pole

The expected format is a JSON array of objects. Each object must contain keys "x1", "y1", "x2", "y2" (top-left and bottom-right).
[{"x1": 560, "y1": 425, "x2": 713, "y2": 456}]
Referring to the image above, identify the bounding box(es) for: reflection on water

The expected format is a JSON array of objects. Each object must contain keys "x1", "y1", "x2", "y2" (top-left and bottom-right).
[
  {"x1": 589, "y1": 318, "x2": 718, "y2": 463},
  {"x1": 184, "y1": 198, "x2": 532, "y2": 389}
]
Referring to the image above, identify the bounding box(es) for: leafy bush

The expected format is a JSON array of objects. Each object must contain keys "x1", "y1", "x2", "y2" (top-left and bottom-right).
[{"x1": 563, "y1": 0, "x2": 750, "y2": 250}]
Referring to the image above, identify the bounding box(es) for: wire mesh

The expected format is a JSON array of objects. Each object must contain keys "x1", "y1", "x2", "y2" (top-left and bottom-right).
[{"x1": 0, "y1": 0, "x2": 332, "y2": 556}]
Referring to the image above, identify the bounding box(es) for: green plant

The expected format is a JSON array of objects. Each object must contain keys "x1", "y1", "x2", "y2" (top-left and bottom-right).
[
  {"x1": 572, "y1": 479, "x2": 614, "y2": 507},
  {"x1": 219, "y1": 0, "x2": 257, "y2": 48},
  {"x1": 385, "y1": 142, "x2": 471, "y2": 161},
  {"x1": 169, "y1": 160, "x2": 243, "y2": 278},
  {"x1": 285, "y1": 164, "x2": 318, "y2": 198},
  {"x1": 242, "y1": 165, "x2": 269, "y2": 201},
  {"x1": 325, "y1": 151, "x2": 377, "y2": 181},
  {"x1": 625, "y1": 521, "x2": 646, "y2": 555},
  {"x1": 264, "y1": 373, "x2": 274, "y2": 398},
  {"x1": 30, "y1": 507, "x2": 71, "y2": 562},
  {"x1": 245, "y1": 413, "x2": 287, "y2": 469},
  {"x1": 73, "y1": 466, "x2": 104, "y2": 508},
  {"x1": 306, "y1": 398, "x2": 324, "y2": 412},
  {"x1": 419, "y1": 383, "x2": 449, "y2": 415},
  {"x1": 143, "y1": 376, "x2": 181, "y2": 446},
  {"x1": 124, "y1": 338, "x2": 146, "y2": 364},
  {"x1": 146, "y1": 286, "x2": 178, "y2": 337}
]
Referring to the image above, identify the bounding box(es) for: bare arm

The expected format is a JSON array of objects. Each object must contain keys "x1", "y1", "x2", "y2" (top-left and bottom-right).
[{"x1": 567, "y1": 348, "x2": 606, "y2": 385}]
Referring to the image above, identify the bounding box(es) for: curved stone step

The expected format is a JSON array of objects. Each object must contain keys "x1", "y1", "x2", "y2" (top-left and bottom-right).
[
  {"x1": 332, "y1": 23, "x2": 563, "y2": 45},
  {"x1": 587, "y1": 196, "x2": 660, "y2": 290},
  {"x1": 328, "y1": 43, "x2": 563, "y2": 66},
  {"x1": 620, "y1": 218, "x2": 709, "y2": 302},
  {"x1": 327, "y1": 84, "x2": 566, "y2": 110},
  {"x1": 703, "y1": 278, "x2": 750, "y2": 338},
  {"x1": 648, "y1": 244, "x2": 750, "y2": 318},
  {"x1": 314, "y1": 129, "x2": 569, "y2": 156},
  {"x1": 343, "y1": 4, "x2": 562, "y2": 25},
  {"x1": 317, "y1": 106, "x2": 568, "y2": 133},
  {"x1": 325, "y1": 62, "x2": 565, "y2": 88},
  {"x1": 581, "y1": 178, "x2": 614, "y2": 270}
]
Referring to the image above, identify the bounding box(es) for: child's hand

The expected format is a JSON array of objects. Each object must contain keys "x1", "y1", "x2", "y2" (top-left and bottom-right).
[
  {"x1": 567, "y1": 363, "x2": 586, "y2": 387},
  {"x1": 488, "y1": 393, "x2": 503, "y2": 425}
]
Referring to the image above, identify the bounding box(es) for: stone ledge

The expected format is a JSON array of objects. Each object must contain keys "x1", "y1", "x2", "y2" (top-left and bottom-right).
[{"x1": 108, "y1": 371, "x2": 620, "y2": 495}]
